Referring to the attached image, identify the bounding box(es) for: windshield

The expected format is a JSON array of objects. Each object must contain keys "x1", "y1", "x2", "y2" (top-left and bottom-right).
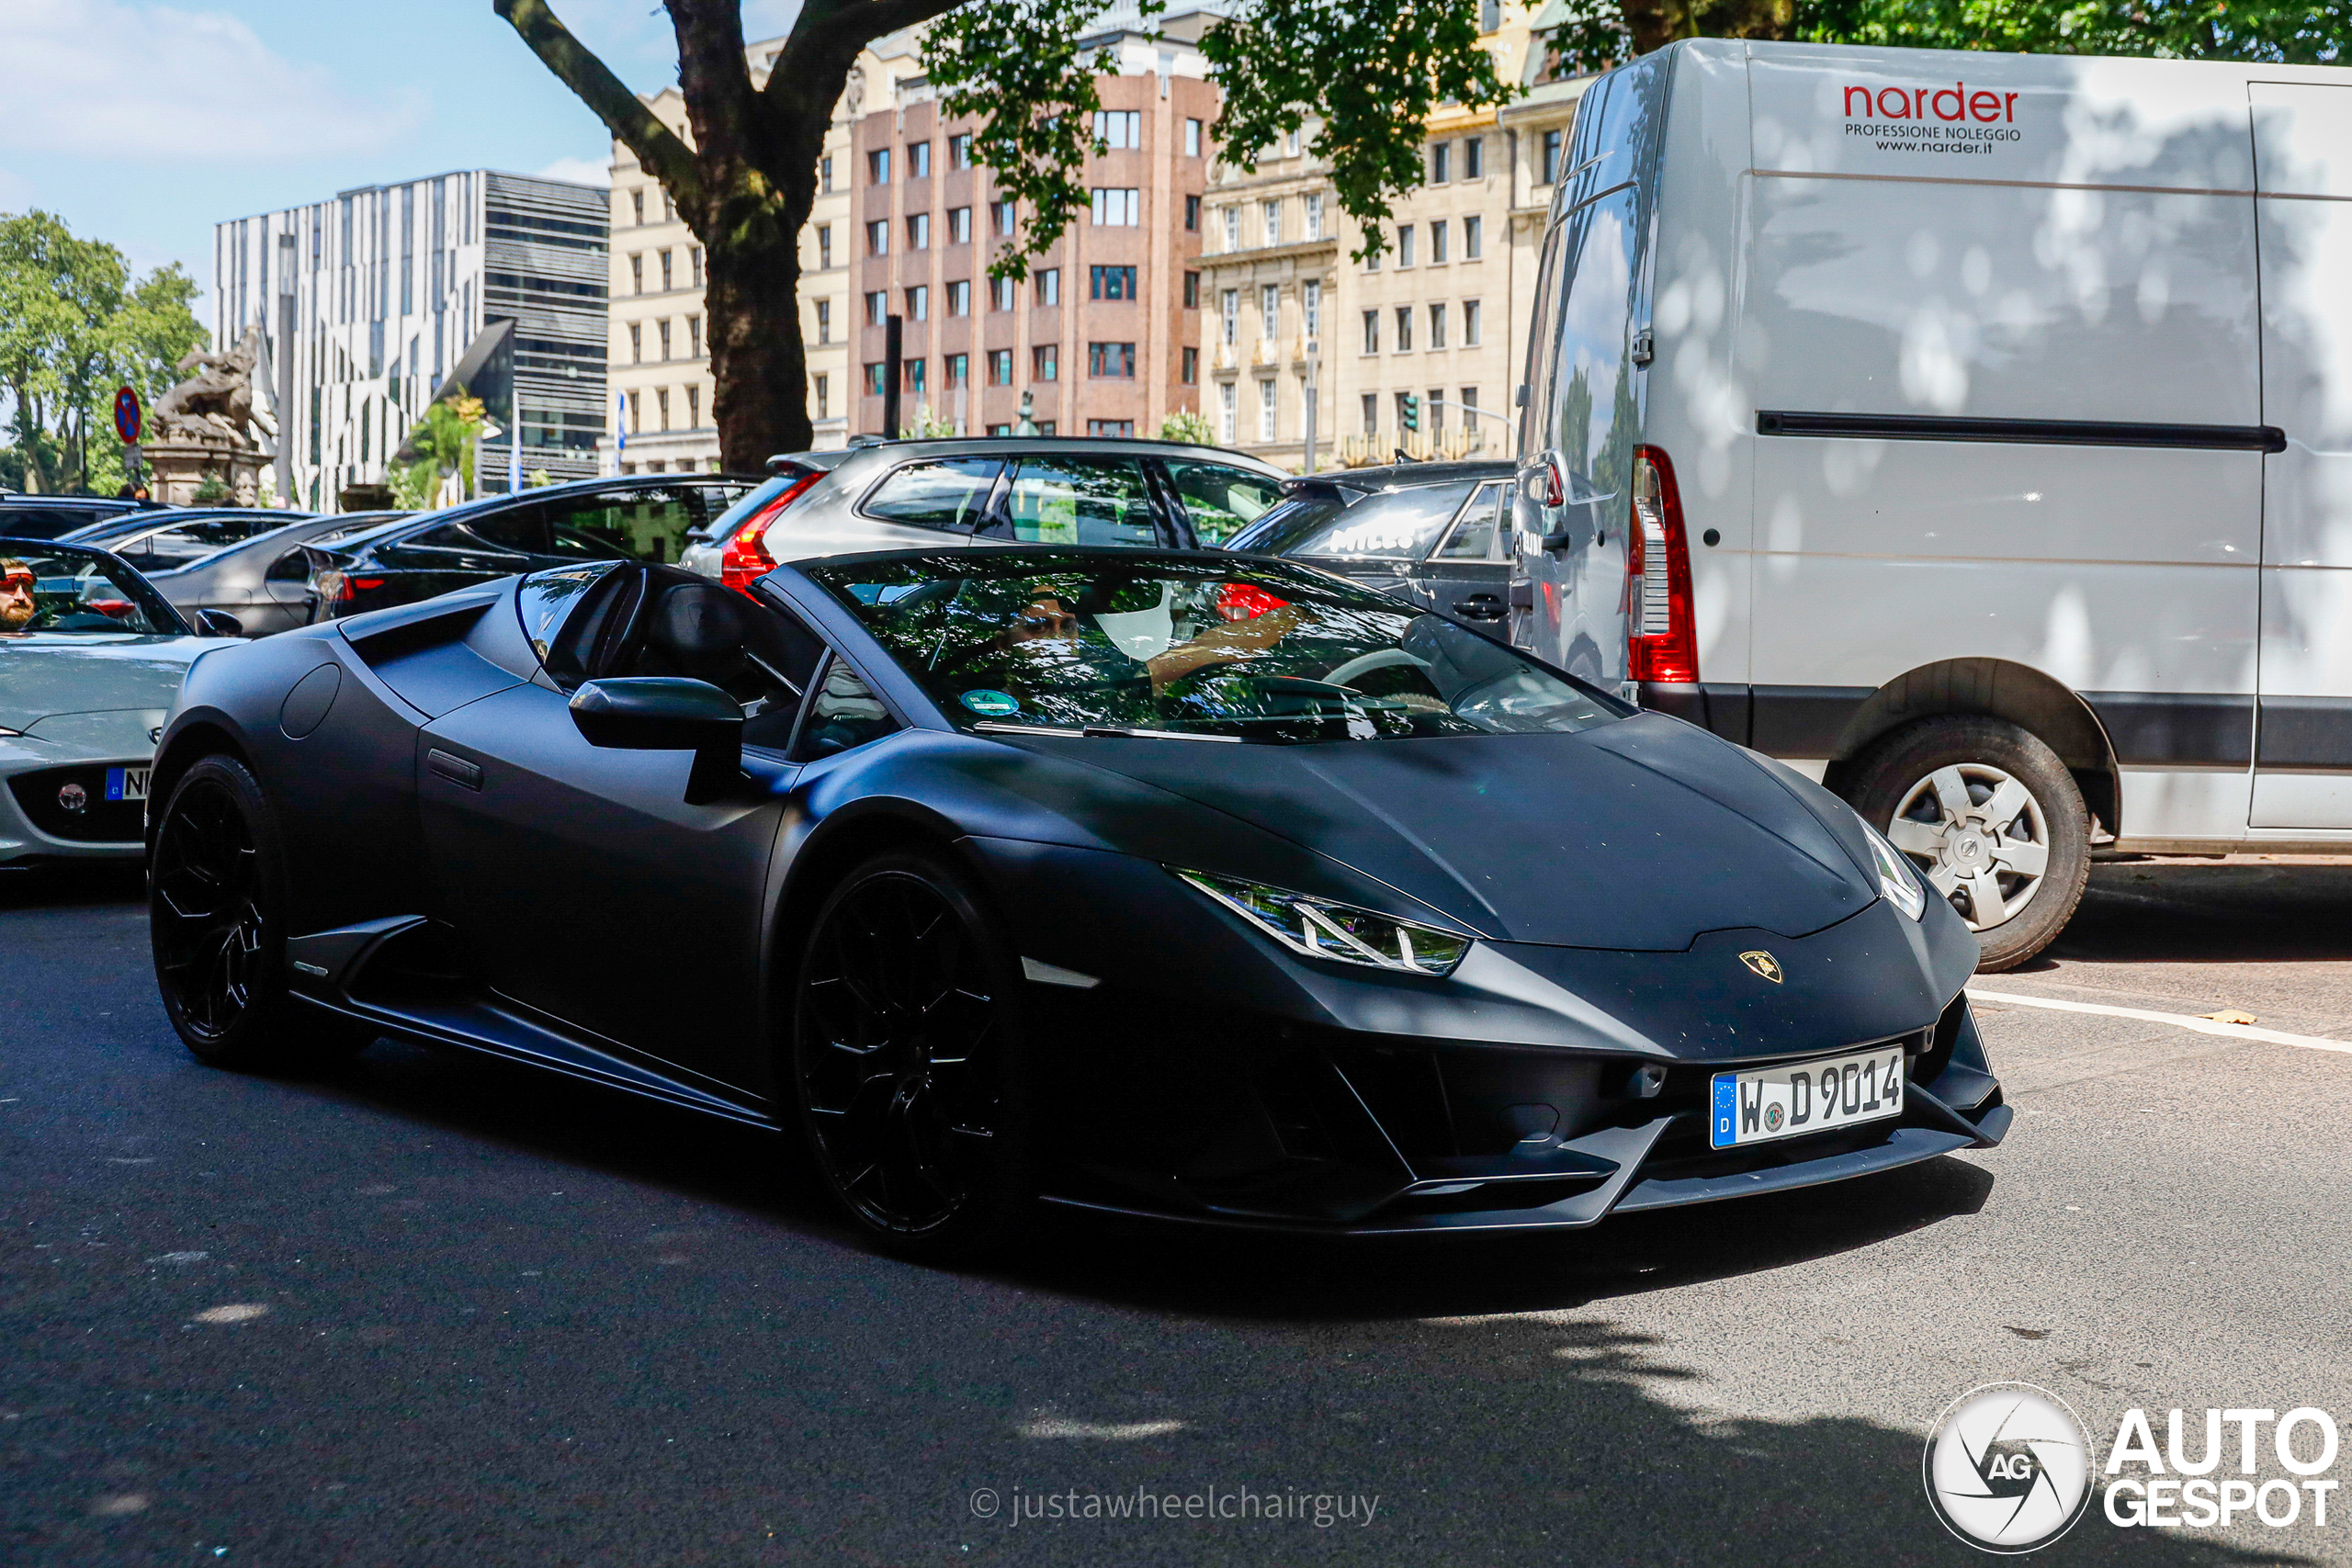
[
  {"x1": 0, "y1": 544, "x2": 180, "y2": 636},
  {"x1": 807, "y1": 551, "x2": 1626, "y2": 744},
  {"x1": 1225, "y1": 481, "x2": 1476, "y2": 560}
]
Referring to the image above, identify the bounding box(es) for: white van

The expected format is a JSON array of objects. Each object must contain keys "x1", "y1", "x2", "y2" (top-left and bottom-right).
[{"x1": 1512, "y1": 39, "x2": 2352, "y2": 967}]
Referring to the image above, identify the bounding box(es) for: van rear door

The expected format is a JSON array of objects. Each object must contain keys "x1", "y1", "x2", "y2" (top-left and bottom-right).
[{"x1": 2251, "y1": 82, "x2": 2352, "y2": 829}]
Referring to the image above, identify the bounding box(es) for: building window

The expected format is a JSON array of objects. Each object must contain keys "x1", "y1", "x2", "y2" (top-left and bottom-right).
[
  {"x1": 629, "y1": 391, "x2": 641, "y2": 434},
  {"x1": 907, "y1": 284, "x2": 929, "y2": 321},
  {"x1": 1259, "y1": 284, "x2": 1278, "y2": 343},
  {"x1": 1397, "y1": 225, "x2": 1415, "y2": 267},
  {"x1": 657, "y1": 388, "x2": 671, "y2": 431},
  {"x1": 1088, "y1": 341, "x2": 1136, "y2": 378},
  {"x1": 1481, "y1": 0, "x2": 1500, "y2": 28},
  {"x1": 866, "y1": 363, "x2": 887, "y2": 396},
  {"x1": 994, "y1": 198, "x2": 1015, "y2": 236},
  {"x1": 1222, "y1": 207, "x2": 1239, "y2": 252},
  {"x1": 1430, "y1": 302, "x2": 1447, "y2": 349},
  {"x1": 659, "y1": 319, "x2": 673, "y2": 359},
  {"x1": 1035, "y1": 421, "x2": 1058, "y2": 435},
  {"x1": 815, "y1": 373, "x2": 830, "y2": 419},
  {"x1": 1395, "y1": 305, "x2": 1412, "y2": 351},
  {"x1": 1431, "y1": 220, "x2": 1449, "y2": 264},
  {"x1": 1220, "y1": 289, "x2": 1238, "y2": 346},
  {"x1": 660, "y1": 250, "x2": 673, "y2": 290},
  {"x1": 818, "y1": 224, "x2": 833, "y2": 268},
  {"x1": 1088, "y1": 419, "x2": 1136, "y2": 437},
  {"x1": 908, "y1": 212, "x2": 930, "y2": 250},
  {"x1": 1362, "y1": 310, "x2": 1378, "y2": 355},
  {"x1": 1035, "y1": 267, "x2": 1060, "y2": 306},
  {"x1": 1460, "y1": 387, "x2": 1479, "y2": 424},
  {"x1": 1427, "y1": 388, "x2": 1445, "y2": 430},
  {"x1": 1090, "y1": 265, "x2": 1137, "y2": 301},
  {"x1": 1033, "y1": 344, "x2": 1059, "y2": 380},
  {"x1": 1393, "y1": 390, "x2": 1411, "y2": 431},
  {"x1": 691, "y1": 247, "x2": 703, "y2": 287},
  {"x1": 1464, "y1": 299, "x2": 1481, "y2": 346},
  {"x1": 1185, "y1": 118, "x2": 1203, "y2": 157},
  {"x1": 1258, "y1": 378, "x2": 1277, "y2": 440},
  {"x1": 993, "y1": 276, "x2": 1016, "y2": 311},
  {"x1": 903, "y1": 357, "x2": 926, "y2": 393},
  {"x1": 950, "y1": 207, "x2": 970, "y2": 243},
  {"x1": 947, "y1": 352, "x2": 969, "y2": 387},
  {"x1": 1303, "y1": 280, "x2": 1320, "y2": 342},
  {"x1": 989, "y1": 423, "x2": 1012, "y2": 436},
  {"x1": 1286, "y1": 127, "x2": 1301, "y2": 157},
  {"x1": 629, "y1": 322, "x2": 642, "y2": 363},
  {"x1": 1362, "y1": 392, "x2": 1377, "y2": 434},
  {"x1": 989, "y1": 348, "x2": 1013, "y2": 384},
  {"x1": 866, "y1": 220, "x2": 888, "y2": 256},
  {"x1": 1541, "y1": 130, "x2": 1563, "y2": 185},
  {"x1": 1464, "y1": 215, "x2": 1482, "y2": 260},
  {"x1": 1431, "y1": 141, "x2": 1451, "y2": 184},
  {"x1": 1304, "y1": 193, "x2": 1324, "y2": 241},
  {"x1": 1219, "y1": 381, "x2": 1237, "y2": 443},
  {"x1": 1182, "y1": 345, "x2": 1198, "y2": 383},
  {"x1": 869, "y1": 148, "x2": 891, "y2": 185},
  {"x1": 815, "y1": 300, "x2": 830, "y2": 344},
  {"x1": 1092, "y1": 109, "x2": 1140, "y2": 149},
  {"x1": 1464, "y1": 136, "x2": 1485, "y2": 179},
  {"x1": 686, "y1": 385, "x2": 700, "y2": 427},
  {"x1": 631, "y1": 189, "x2": 645, "y2": 225},
  {"x1": 820, "y1": 155, "x2": 834, "y2": 193},
  {"x1": 1091, "y1": 187, "x2": 1140, "y2": 226},
  {"x1": 1262, "y1": 199, "x2": 1281, "y2": 247},
  {"x1": 949, "y1": 133, "x2": 973, "y2": 168},
  {"x1": 1182, "y1": 270, "x2": 1199, "y2": 309},
  {"x1": 948, "y1": 279, "x2": 970, "y2": 316},
  {"x1": 1365, "y1": 236, "x2": 1380, "y2": 272},
  {"x1": 910, "y1": 141, "x2": 931, "y2": 179},
  {"x1": 865, "y1": 290, "x2": 887, "y2": 325},
  {"x1": 629, "y1": 254, "x2": 643, "y2": 293},
  {"x1": 1185, "y1": 194, "x2": 1200, "y2": 232},
  {"x1": 662, "y1": 190, "x2": 675, "y2": 222}
]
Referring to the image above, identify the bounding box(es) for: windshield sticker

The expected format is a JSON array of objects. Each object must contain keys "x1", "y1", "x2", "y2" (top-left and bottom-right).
[{"x1": 961, "y1": 689, "x2": 1023, "y2": 716}]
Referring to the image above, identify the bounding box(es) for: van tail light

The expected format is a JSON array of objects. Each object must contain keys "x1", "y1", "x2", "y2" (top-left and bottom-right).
[
  {"x1": 1624, "y1": 446, "x2": 1698, "y2": 684},
  {"x1": 719, "y1": 470, "x2": 822, "y2": 594},
  {"x1": 1538, "y1": 451, "x2": 1566, "y2": 509}
]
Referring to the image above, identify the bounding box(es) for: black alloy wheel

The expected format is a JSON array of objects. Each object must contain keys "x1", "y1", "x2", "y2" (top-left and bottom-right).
[
  {"x1": 151, "y1": 755, "x2": 367, "y2": 1069},
  {"x1": 793, "y1": 850, "x2": 1030, "y2": 1258}
]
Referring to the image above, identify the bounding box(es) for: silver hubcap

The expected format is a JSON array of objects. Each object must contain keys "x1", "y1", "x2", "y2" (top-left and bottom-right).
[{"x1": 1887, "y1": 763, "x2": 2051, "y2": 931}]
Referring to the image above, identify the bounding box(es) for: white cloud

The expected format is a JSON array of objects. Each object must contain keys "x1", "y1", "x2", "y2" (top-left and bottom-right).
[
  {"x1": 534, "y1": 154, "x2": 611, "y2": 187},
  {"x1": 0, "y1": 0, "x2": 424, "y2": 160}
]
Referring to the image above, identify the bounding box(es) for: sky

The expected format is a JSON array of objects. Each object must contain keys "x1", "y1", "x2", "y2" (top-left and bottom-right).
[{"x1": 0, "y1": 0, "x2": 804, "y2": 325}]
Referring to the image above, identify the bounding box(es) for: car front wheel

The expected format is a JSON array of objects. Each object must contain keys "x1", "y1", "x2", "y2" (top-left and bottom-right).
[{"x1": 1845, "y1": 716, "x2": 2091, "y2": 972}]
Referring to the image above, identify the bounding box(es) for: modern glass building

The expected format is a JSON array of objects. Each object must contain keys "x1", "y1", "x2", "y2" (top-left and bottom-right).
[{"x1": 213, "y1": 170, "x2": 609, "y2": 511}]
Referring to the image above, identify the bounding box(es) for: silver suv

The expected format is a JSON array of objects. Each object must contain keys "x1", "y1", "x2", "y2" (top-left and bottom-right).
[{"x1": 680, "y1": 437, "x2": 1290, "y2": 592}]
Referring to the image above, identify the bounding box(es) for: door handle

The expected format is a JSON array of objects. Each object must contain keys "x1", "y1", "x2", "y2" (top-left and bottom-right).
[{"x1": 1453, "y1": 593, "x2": 1506, "y2": 621}]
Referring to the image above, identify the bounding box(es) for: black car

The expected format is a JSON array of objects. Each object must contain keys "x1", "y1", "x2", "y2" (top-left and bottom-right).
[
  {"x1": 60, "y1": 507, "x2": 322, "y2": 573},
  {"x1": 300, "y1": 473, "x2": 762, "y2": 620},
  {"x1": 148, "y1": 547, "x2": 2006, "y2": 1259},
  {"x1": 1226, "y1": 460, "x2": 1517, "y2": 636},
  {"x1": 0, "y1": 494, "x2": 160, "y2": 541}
]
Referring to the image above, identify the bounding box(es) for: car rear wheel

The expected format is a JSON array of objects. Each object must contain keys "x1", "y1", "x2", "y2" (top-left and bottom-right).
[
  {"x1": 151, "y1": 755, "x2": 371, "y2": 1070},
  {"x1": 791, "y1": 849, "x2": 1033, "y2": 1260},
  {"x1": 1845, "y1": 716, "x2": 2091, "y2": 972}
]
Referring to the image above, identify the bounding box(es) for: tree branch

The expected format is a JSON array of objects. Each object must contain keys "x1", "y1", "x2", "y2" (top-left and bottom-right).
[
  {"x1": 492, "y1": 0, "x2": 704, "y2": 204},
  {"x1": 770, "y1": 0, "x2": 970, "y2": 99}
]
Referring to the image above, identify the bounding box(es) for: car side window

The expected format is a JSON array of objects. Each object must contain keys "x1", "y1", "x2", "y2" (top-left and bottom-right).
[
  {"x1": 793, "y1": 653, "x2": 901, "y2": 761},
  {"x1": 413, "y1": 505, "x2": 546, "y2": 557},
  {"x1": 1436, "y1": 481, "x2": 1507, "y2": 560},
  {"x1": 546, "y1": 488, "x2": 697, "y2": 563},
  {"x1": 1001, "y1": 457, "x2": 1159, "y2": 547},
  {"x1": 1159, "y1": 460, "x2": 1284, "y2": 546},
  {"x1": 860, "y1": 458, "x2": 1002, "y2": 531},
  {"x1": 265, "y1": 548, "x2": 311, "y2": 583}
]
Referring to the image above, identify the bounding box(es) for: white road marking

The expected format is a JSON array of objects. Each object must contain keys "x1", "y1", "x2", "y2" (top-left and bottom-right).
[{"x1": 1968, "y1": 988, "x2": 2352, "y2": 1056}]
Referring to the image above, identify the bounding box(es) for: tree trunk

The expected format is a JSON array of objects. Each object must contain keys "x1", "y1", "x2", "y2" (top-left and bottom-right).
[{"x1": 705, "y1": 213, "x2": 813, "y2": 469}]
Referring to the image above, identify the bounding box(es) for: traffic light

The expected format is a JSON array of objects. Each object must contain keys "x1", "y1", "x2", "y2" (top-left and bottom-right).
[{"x1": 1402, "y1": 393, "x2": 1419, "y2": 433}]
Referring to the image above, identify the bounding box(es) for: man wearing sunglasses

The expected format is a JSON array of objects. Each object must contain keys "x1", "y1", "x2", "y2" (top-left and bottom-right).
[{"x1": 1, "y1": 558, "x2": 36, "y2": 634}]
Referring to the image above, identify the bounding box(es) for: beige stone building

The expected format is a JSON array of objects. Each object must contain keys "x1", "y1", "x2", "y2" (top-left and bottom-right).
[
  {"x1": 602, "y1": 34, "x2": 862, "y2": 474},
  {"x1": 1196, "y1": 3, "x2": 1589, "y2": 471}
]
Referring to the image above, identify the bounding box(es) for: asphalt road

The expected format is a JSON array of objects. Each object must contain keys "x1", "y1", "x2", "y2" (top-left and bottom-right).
[{"x1": 6, "y1": 859, "x2": 2352, "y2": 1567}]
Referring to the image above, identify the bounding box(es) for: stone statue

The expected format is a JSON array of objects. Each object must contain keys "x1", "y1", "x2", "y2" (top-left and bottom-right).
[{"x1": 150, "y1": 325, "x2": 264, "y2": 447}]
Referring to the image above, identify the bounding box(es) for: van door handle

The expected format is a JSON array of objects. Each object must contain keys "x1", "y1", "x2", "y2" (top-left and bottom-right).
[{"x1": 1453, "y1": 593, "x2": 1506, "y2": 621}]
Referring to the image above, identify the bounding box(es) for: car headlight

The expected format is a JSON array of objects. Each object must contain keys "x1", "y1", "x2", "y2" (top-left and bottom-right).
[
  {"x1": 1173, "y1": 869, "x2": 1472, "y2": 976},
  {"x1": 1858, "y1": 815, "x2": 1927, "y2": 920}
]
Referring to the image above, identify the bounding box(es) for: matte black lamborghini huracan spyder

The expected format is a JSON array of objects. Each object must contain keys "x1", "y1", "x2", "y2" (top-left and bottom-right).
[{"x1": 147, "y1": 547, "x2": 2008, "y2": 1257}]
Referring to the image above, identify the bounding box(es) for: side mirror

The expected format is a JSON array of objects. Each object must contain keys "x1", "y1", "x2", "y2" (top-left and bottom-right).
[
  {"x1": 569, "y1": 677, "x2": 744, "y2": 804},
  {"x1": 196, "y1": 608, "x2": 243, "y2": 637}
]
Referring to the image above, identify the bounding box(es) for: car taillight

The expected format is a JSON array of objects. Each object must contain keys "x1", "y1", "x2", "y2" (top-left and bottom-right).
[
  {"x1": 720, "y1": 471, "x2": 821, "y2": 594},
  {"x1": 1539, "y1": 451, "x2": 1566, "y2": 509},
  {"x1": 351, "y1": 577, "x2": 385, "y2": 592},
  {"x1": 1625, "y1": 446, "x2": 1698, "y2": 683},
  {"x1": 1216, "y1": 583, "x2": 1288, "y2": 621}
]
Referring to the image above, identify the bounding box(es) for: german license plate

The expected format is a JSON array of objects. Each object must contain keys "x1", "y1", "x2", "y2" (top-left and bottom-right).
[
  {"x1": 106, "y1": 766, "x2": 149, "y2": 802},
  {"x1": 1710, "y1": 1043, "x2": 1906, "y2": 1149}
]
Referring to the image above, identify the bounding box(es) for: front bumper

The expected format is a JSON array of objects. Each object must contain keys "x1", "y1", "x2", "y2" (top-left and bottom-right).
[{"x1": 0, "y1": 750, "x2": 152, "y2": 863}]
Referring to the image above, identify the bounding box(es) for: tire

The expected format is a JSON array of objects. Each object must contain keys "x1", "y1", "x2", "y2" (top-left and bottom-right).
[
  {"x1": 790, "y1": 848, "x2": 1034, "y2": 1261},
  {"x1": 1844, "y1": 716, "x2": 2091, "y2": 973},
  {"x1": 150, "y1": 755, "x2": 372, "y2": 1071}
]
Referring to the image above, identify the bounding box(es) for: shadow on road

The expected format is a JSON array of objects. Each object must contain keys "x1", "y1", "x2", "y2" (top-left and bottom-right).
[{"x1": 2029, "y1": 861, "x2": 2352, "y2": 969}]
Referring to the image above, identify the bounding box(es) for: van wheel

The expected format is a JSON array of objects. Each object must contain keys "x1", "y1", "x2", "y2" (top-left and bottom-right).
[{"x1": 1844, "y1": 717, "x2": 2090, "y2": 972}]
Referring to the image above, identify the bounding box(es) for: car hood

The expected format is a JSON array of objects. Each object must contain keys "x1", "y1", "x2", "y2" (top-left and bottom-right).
[
  {"x1": 0, "y1": 636, "x2": 210, "y2": 735},
  {"x1": 1046, "y1": 714, "x2": 1883, "y2": 950}
]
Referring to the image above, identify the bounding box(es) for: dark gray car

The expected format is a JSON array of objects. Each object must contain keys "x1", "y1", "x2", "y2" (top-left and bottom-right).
[
  {"x1": 141, "y1": 513, "x2": 408, "y2": 637},
  {"x1": 1225, "y1": 461, "x2": 1517, "y2": 637}
]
